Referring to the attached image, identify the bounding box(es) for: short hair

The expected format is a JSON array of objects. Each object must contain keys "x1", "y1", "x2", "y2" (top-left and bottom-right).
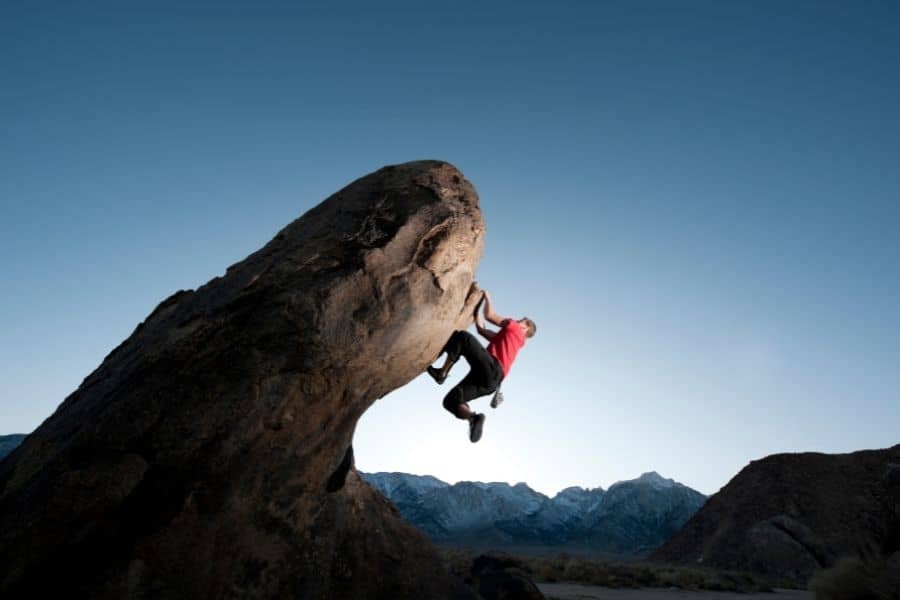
[{"x1": 522, "y1": 317, "x2": 537, "y2": 338}]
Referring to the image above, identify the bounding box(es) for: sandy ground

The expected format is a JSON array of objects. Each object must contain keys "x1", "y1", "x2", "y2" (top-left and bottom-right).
[{"x1": 538, "y1": 583, "x2": 813, "y2": 600}]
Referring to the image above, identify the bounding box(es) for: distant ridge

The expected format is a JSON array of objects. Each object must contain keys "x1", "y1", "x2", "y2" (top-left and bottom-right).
[
  {"x1": 0, "y1": 435, "x2": 26, "y2": 462},
  {"x1": 362, "y1": 471, "x2": 706, "y2": 557}
]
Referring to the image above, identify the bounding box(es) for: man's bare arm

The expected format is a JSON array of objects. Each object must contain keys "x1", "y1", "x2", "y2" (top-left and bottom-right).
[
  {"x1": 475, "y1": 295, "x2": 497, "y2": 341},
  {"x1": 476, "y1": 322, "x2": 497, "y2": 341},
  {"x1": 482, "y1": 290, "x2": 507, "y2": 327}
]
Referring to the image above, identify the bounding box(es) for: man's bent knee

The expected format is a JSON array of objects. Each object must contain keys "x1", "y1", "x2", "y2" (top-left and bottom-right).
[{"x1": 443, "y1": 389, "x2": 465, "y2": 417}]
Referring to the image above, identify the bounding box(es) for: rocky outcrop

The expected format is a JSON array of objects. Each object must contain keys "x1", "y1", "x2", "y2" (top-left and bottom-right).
[
  {"x1": 470, "y1": 554, "x2": 545, "y2": 600},
  {"x1": 446, "y1": 552, "x2": 545, "y2": 600},
  {"x1": 652, "y1": 444, "x2": 900, "y2": 585},
  {"x1": 0, "y1": 161, "x2": 485, "y2": 599}
]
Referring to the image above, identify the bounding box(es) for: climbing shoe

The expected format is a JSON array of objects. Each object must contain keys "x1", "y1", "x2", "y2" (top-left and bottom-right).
[
  {"x1": 427, "y1": 366, "x2": 447, "y2": 385},
  {"x1": 469, "y1": 413, "x2": 485, "y2": 443}
]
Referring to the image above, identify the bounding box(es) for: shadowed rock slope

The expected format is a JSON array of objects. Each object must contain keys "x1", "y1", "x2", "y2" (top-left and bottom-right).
[
  {"x1": 652, "y1": 444, "x2": 900, "y2": 585},
  {"x1": 0, "y1": 160, "x2": 485, "y2": 599}
]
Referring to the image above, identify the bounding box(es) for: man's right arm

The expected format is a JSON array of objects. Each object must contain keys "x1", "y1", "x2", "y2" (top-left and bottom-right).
[
  {"x1": 475, "y1": 297, "x2": 497, "y2": 341},
  {"x1": 476, "y1": 322, "x2": 497, "y2": 341},
  {"x1": 482, "y1": 290, "x2": 508, "y2": 327}
]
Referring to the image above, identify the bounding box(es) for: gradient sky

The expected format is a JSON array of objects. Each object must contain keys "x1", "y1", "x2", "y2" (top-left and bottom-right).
[{"x1": 2, "y1": 1, "x2": 899, "y2": 496}]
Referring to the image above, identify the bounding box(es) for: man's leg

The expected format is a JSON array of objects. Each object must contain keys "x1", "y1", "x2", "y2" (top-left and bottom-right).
[
  {"x1": 428, "y1": 330, "x2": 467, "y2": 384},
  {"x1": 442, "y1": 379, "x2": 476, "y2": 419},
  {"x1": 442, "y1": 374, "x2": 493, "y2": 443},
  {"x1": 427, "y1": 358, "x2": 455, "y2": 385},
  {"x1": 428, "y1": 330, "x2": 493, "y2": 385}
]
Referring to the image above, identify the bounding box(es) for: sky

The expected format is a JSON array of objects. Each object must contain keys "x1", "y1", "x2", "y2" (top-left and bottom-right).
[{"x1": 2, "y1": 1, "x2": 899, "y2": 496}]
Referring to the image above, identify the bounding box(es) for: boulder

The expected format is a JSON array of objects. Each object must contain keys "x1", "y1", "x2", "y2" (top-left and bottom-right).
[
  {"x1": 471, "y1": 553, "x2": 545, "y2": 600},
  {"x1": 0, "y1": 160, "x2": 484, "y2": 599}
]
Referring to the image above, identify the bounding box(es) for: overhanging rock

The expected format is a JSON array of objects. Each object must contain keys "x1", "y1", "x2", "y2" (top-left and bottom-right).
[{"x1": 0, "y1": 160, "x2": 484, "y2": 599}]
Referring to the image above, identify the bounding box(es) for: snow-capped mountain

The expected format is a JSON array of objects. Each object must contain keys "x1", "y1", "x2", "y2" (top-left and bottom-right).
[
  {"x1": 365, "y1": 471, "x2": 449, "y2": 501},
  {"x1": 573, "y1": 472, "x2": 707, "y2": 554},
  {"x1": 361, "y1": 471, "x2": 706, "y2": 557},
  {"x1": 552, "y1": 486, "x2": 606, "y2": 523}
]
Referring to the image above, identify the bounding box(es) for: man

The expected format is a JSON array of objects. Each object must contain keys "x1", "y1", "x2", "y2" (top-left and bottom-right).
[{"x1": 427, "y1": 289, "x2": 537, "y2": 443}]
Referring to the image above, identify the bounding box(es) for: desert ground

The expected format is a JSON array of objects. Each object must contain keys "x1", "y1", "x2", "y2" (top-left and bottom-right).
[{"x1": 538, "y1": 583, "x2": 813, "y2": 600}]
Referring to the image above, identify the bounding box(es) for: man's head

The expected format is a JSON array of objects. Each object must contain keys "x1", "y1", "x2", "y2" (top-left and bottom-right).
[{"x1": 519, "y1": 317, "x2": 537, "y2": 338}]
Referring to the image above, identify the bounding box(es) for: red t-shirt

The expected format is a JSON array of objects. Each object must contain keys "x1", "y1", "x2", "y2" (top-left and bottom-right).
[{"x1": 487, "y1": 319, "x2": 526, "y2": 378}]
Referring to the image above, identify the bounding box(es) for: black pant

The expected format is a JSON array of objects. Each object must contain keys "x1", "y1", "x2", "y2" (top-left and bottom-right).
[{"x1": 441, "y1": 331, "x2": 503, "y2": 415}]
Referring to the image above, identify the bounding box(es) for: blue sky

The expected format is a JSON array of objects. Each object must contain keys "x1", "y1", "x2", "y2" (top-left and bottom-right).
[{"x1": 2, "y1": 1, "x2": 898, "y2": 495}]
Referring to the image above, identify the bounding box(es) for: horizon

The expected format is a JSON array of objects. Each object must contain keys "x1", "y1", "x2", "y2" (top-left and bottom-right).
[
  {"x1": 359, "y1": 468, "x2": 690, "y2": 498},
  {"x1": 3, "y1": 1, "x2": 899, "y2": 499}
]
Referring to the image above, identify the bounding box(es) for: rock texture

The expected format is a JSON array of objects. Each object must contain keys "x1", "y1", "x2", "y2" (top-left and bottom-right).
[
  {"x1": 652, "y1": 444, "x2": 900, "y2": 585},
  {"x1": 0, "y1": 161, "x2": 485, "y2": 599}
]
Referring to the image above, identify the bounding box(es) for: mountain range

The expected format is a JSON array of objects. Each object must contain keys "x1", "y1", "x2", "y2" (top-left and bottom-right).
[{"x1": 361, "y1": 470, "x2": 706, "y2": 557}]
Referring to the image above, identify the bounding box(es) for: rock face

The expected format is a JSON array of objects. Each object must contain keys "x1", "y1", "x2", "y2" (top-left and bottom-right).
[
  {"x1": 362, "y1": 471, "x2": 706, "y2": 556},
  {"x1": 652, "y1": 445, "x2": 900, "y2": 585},
  {"x1": 0, "y1": 161, "x2": 485, "y2": 599}
]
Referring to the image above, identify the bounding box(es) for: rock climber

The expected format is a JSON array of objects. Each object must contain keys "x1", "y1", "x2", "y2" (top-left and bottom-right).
[{"x1": 427, "y1": 289, "x2": 536, "y2": 443}]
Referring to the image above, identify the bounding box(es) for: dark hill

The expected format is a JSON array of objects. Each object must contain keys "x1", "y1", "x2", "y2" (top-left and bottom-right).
[{"x1": 652, "y1": 444, "x2": 900, "y2": 585}]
